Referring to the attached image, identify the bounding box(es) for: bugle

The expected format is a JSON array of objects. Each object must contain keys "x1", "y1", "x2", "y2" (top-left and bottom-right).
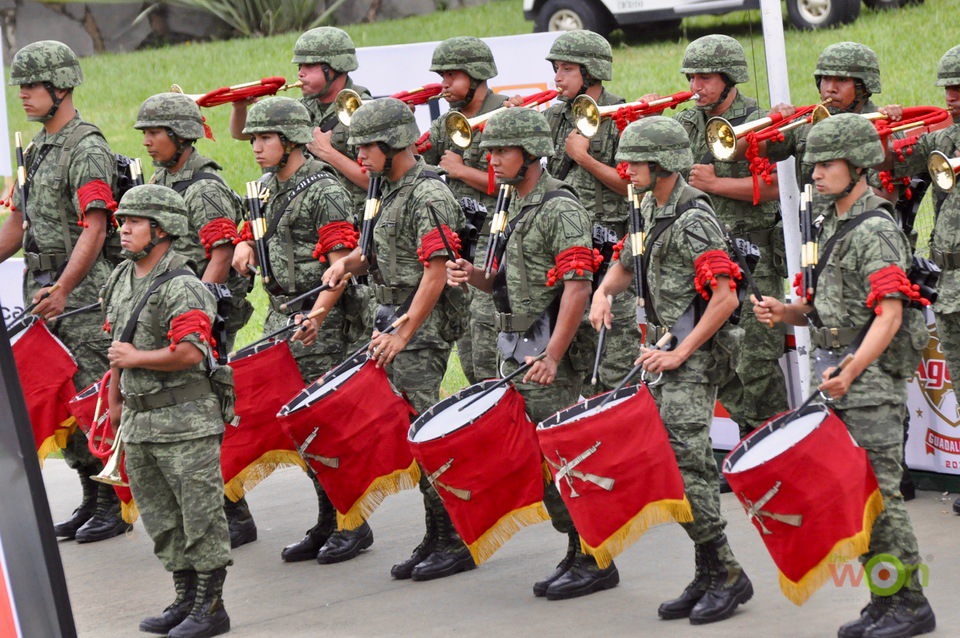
[
  {"x1": 86, "y1": 370, "x2": 128, "y2": 487},
  {"x1": 706, "y1": 101, "x2": 831, "y2": 161},
  {"x1": 335, "y1": 83, "x2": 444, "y2": 126},
  {"x1": 445, "y1": 90, "x2": 558, "y2": 149},
  {"x1": 573, "y1": 91, "x2": 697, "y2": 138},
  {"x1": 171, "y1": 78, "x2": 303, "y2": 108},
  {"x1": 861, "y1": 106, "x2": 951, "y2": 140},
  {"x1": 929, "y1": 150, "x2": 960, "y2": 192}
]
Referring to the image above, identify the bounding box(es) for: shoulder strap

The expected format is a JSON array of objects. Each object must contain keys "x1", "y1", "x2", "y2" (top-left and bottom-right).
[
  {"x1": 55, "y1": 122, "x2": 104, "y2": 186},
  {"x1": 170, "y1": 171, "x2": 224, "y2": 195},
  {"x1": 505, "y1": 189, "x2": 576, "y2": 239},
  {"x1": 264, "y1": 171, "x2": 335, "y2": 242},
  {"x1": 811, "y1": 209, "x2": 891, "y2": 290},
  {"x1": 119, "y1": 268, "x2": 195, "y2": 343}
]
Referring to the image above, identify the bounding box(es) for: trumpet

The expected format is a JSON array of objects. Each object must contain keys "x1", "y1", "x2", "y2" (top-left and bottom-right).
[
  {"x1": 445, "y1": 90, "x2": 558, "y2": 149},
  {"x1": 335, "y1": 83, "x2": 444, "y2": 126},
  {"x1": 857, "y1": 106, "x2": 950, "y2": 139},
  {"x1": 86, "y1": 371, "x2": 128, "y2": 487},
  {"x1": 171, "y1": 78, "x2": 303, "y2": 107},
  {"x1": 929, "y1": 150, "x2": 960, "y2": 192},
  {"x1": 573, "y1": 91, "x2": 698, "y2": 138},
  {"x1": 706, "y1": 101, "x2": 831, "y2": 161}
]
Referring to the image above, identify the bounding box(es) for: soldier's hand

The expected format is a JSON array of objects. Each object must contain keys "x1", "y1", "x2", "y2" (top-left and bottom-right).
[
  {"x1": 564, "y1": 129, "x2": 590, "y2": 163},
  {"x1": 688, "y1": 163, "x2": 717, "y2": 192},
  {"x1": 107, "y1": 341, "x2": 140, "y2": 369},
  {"x1": 438, "y1": 150, "x2": 465, "y2": 179},
  {"x1": 446, "y1": 257, "x2": 472, "y2": 287},
  {"x1": 322, "y1": 259, "x2": 347, "y2": 288},
  {"x1": 818, "y1": 366, "x2": 853, "y2": 400},
  {"x1": 751, "y1": 294, "x2": 784, "y2": 325},
  {"x1": 505, "y1": 94, "x2": 525, "y2": 107},
  {"x1": 637, "y1": 346, "x2": 684, "y2": 374},
  {"x1": 232, "y1": 241, "x2": 255, "y2": 276},
  {"x1": 523, "y1": 352, "x2": 557, "y2": 386},
  {"x1": 879, "y1": 104, "x2": 903, "y2": 122},
  {"x1": 33, "y1": 285, "x2": 67, "y2": 319},
  {"x1": 770, "y1": 102, "x2": 797, "y2": 119},
  {"x1": 308, "y1": 127, "x2": 334, "y2": 161},
  {"x1": 368, "y1": 330, "x2": 408, "y2": 368},
  {"x1": 291, "y1": 313, "x2": 318, "y2": 347},
  {"x1": 589, "y1": 290, "x2": 613, "y2": 331}
]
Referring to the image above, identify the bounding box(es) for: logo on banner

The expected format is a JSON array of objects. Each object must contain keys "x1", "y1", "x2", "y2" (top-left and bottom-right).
[{"x1": 914, "y1": 320, "x2": 960, "y2": 428}]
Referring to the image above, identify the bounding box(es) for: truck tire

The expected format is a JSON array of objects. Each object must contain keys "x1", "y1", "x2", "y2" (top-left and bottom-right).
[
  {"x1": 787, "y1": 0, "x2": 861, "y2": 30},
  {"x1": 533, "y1": 0, "x2": 613, "y2": 37}
]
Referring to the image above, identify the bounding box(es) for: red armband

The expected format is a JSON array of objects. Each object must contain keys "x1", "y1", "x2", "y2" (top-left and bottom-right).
[
  {"x1": 236, "y1": 222, "x2": 254, "y2": 243},
  {"x1": 198, "y1": 218, "x2": 240, "y2": 258},
  {"x1": 865, "y1": 264, "x2": 928, "y2": 315},
  {"x1": 76, "y1": 179, "x2": 118, "y2": 228},
  {"x1": 312, "y1": 221, "x2": 359, "y2": 262},
  {"x1": 417, "y1": 225, "x2": 461, "y2": 266},
  {"x1": 694, "y1": 250, "x2": 741, "y2": 300},
  {"x1": 611, "y1": 236, "x2": 626, "y2": 262},
  {"x1": 792, "y1": 271, "x2": 813, "y2": 302},
  {"x1": 167, "y1": 309, "x2": 215, "y2": 351},
  {"x1": 546, "y1": 246, "x2": 603, "y2": 286}
]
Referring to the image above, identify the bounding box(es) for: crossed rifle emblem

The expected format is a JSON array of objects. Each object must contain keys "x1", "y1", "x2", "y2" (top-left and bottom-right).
[
  {"x1": 739, "y1": 480, "x2": 803, "y2": 535},
  {"x1": 547, "y1": 441, "x2": 615, "y2": 498},
  {"x1": 296, "y1": 426, "x2": 339, "y2": 469},
  {"x1": 426, "y1": 458, "x2": 472, "y2": 501}
]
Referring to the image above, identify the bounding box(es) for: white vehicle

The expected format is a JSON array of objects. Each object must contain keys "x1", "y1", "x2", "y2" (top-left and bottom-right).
[{"x1": 524, "y1": 0, "x2": 918, "y2": 35}]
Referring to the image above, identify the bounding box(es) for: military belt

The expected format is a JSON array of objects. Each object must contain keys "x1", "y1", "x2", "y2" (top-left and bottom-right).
[
  {"x1": 809, "y1": 326, "x2": 861, "y2": 350},
  {"x1": 494, "y1": 311, "x2": 539, "y2": 333},
  {"x1": 734, "y1": 226, "x2": 775, "y2": 249},
  {"x1": 24, "y1": 251, "x2": 68, "y2": 273},
  {"x1": 268, "y1": 292, "x2": 317, "y2": 314},
  {"x1": 373, "y1": 284, "x2": 416, "y2": 306},
  {"x1": 930, "y1": 248, "x2": 960, "y2": 270},
  {"x1": 123, "y1": 380, "x2": 212, "y2": 412}
]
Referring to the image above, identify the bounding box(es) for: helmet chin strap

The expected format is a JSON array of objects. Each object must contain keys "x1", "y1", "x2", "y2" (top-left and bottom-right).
[
  {"x1": 449, "y1": 78, "x2": 480, "y2": 109},
  {"x1": 819, "y1": 79, "x2": 870, "y2": 115},
  {"x1": 635, "y1": 162, "x2": 667, "y2": 194},
  {"x1": 305, "y1": 64, "x2": 342, "y2": 101},
  {"x1": 498, "y1": 153, "x2": 538, "y2": 186},
  {"x1": 557, "y1": 65, "x2": 597, "y2": 104},
  {"x1": 375, "y1": 141, "x2": 401, "y2": 176},
  {"x1": 155, "y1": 130, "x2": 191, "y2": 169},
  {"x1": 263, "y1": 137, "x2": 297, "y2": 174},
  {"x1": 824, "y1": 164, "x2": 862, "y2": 201},
  {"x1": 121, "y1": 224, "x2": 171, "y2": 261},
  {"x1": 698, "y1": 78, "x2": 734, "y2": 112},
  {"x1": 33, "y1": 83, "x2": 67, "y2": 122}
]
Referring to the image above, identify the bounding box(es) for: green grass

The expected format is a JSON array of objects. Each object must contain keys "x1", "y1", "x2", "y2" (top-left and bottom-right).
[{"x1": 4, "y1": 0, "x2": 956, "y2": 394}]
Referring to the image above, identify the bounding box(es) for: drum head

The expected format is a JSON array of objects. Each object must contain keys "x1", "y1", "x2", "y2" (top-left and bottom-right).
[
  {"x1": 725, "y1": 406, "x2": 828, "y2": 473},
  {"x1": 279, "y1": 352, "x2": 366, "y2": 416},
  {"x1": 538, "y1": 385, "x2": 639, "y2": 430},
  {"x1": 411, "y1": 381, "x2": 508, "y2": 442},
  {"x1": 229, "y1": 339, "x2": 281, "y2": 362}
]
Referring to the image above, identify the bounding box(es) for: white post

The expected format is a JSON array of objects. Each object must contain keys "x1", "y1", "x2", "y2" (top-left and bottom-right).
[
  {"x1": 0, "y1": 43, "x2": 12, "y2": 178},
  {"x1": 759, "y1": 0, "x2": 810, "y2": 402}
]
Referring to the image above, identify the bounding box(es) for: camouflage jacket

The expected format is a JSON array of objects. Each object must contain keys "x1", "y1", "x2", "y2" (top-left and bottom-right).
[
  {"x1": 104, "y1": 249, "x2": 222, "y2": 443},
  {"x1": 15, "y1": 112, "x2": 117, "y2": 307}
]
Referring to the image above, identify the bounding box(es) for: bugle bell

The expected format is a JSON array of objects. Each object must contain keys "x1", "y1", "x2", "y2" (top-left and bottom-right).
[
  {"x1": 92, "y1": 425, "x2": 128, "y2": 487},
  {"x1": 445, "y1": 90, "x2": 558, "y2": 149},
  {"x1": 336, "y1": 84, "x2": 444, "y2": 127},
  {"x1": 929, "y1": 150, "x2": 960, "y2": 192},
  {"x1": 171, "y1": 78, "x2": 303, "y2": 107},
  {"x1": 706, "y1": 102, "x2": 830, "y2": 161},
  {"x1": 572, "y1": 91, "x2": 698, "y2": 138}
]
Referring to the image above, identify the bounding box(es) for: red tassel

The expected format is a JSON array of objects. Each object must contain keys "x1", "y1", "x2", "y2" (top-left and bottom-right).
[
  {"x1": 198, "y1": 218, "x2": 239, "y2": 258},
  {"x1": 546, "y1": 247, "x2": 602, "y2": 286},
  {"x1": 167, "y1": 309, "x2": 215, "y2": 350},
  {"x1": 313, "y1": 221, "x2": 359, "y2": 262},
  {"x1": 866, "y1": 264, "x2": 927, "y2": 314},
  {"x1": 201, "y1": 115, "x2": 216, "y2": 141},
  {"x1": 486, "y1": 153, "x2": 496, "y2": 195},
  {"x1": 694, "y1": 250, "x2": 741, "y2": 300}
]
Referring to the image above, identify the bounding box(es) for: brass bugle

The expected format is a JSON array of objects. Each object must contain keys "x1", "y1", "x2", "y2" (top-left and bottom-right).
[
  {"x1": 572, "y1": 92, "x2": 698, "y2": 138},
  {"x1": 335, "y1": 88, "x2": 367, "y2": 126},
  {"x1": 170, "y1": 80, "x2": 303, "y2": 104},
  {"x1": 929, "y1": 150, "x2": 960, "y2": 192},
  {"x1": 445, "y1": 89, "x2": 558, "y2": 149},
  {"x1": 336, "y1": 84, "x2": 444, "y2": 127},
  {"x1": 92, "y1": 424, "x2": 128, "y2": 487},
  {"x1": 706, "y1": 101, "x2": 831, "y2": 161}
]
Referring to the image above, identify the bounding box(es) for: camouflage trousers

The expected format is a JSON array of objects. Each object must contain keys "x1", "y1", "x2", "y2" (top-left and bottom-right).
[
  {"x1": 125, "y1": 435, "x2": 232, "y2": 573},
  {"x1": 934, "y1": 310, "x2": 960, "y2": 389},
  {"x1": 456, "y1": 290, "x2": 499, "y2": 385},
  {"x1": 719, "y1": 274, "x2": 789, "y2": 437},
  {"x1": 591, "y1": 289, "x2": 642, "y2": 395},
  {"x1": 838, "y1": 403, "x2": 924, "y2": 593}
]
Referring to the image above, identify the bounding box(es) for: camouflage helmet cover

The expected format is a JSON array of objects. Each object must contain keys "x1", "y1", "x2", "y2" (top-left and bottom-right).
[
  {"x1": 615, "y1": 116, "x2": 694, "y2": 173},
  {"x1": 291, "y1": 27, "x2": 358, "y2": 72},
  {"x1": 680, "y1": 35, "x2": 749, "y2": 85},
  {"x1": 814, "y1": 42, "x2": 881, "y2": 94},
  {"x1": 242, "y1": 97, "x2": 314, "y2": 145},
  {"x1": 347, "y1": 97, "x2": 420, "y2": 149},
  {"x1": 8, "y1": 40, "x2": 83, "y2": 88},
  {"x1": 430, "y1": 36, "x2": 498, "y2": 81},
  {"x1": 478, "y1": 107, "x2": 554, "y2": 158},
  {"x1": 134, "y1": 92, "x2": 205, "y2": 140},
  {"x1": 115, "y1": 185, "x2": 190, "y2": 237},
  {"x1": 936, "y1": 45, "x2": 960, "y2": 87},
  {"x1": 803, "y1": 113, "x2": 885, "y2": 168},
  {"x1": 545, "y1": 30, "x2": 613, "y2": 81}
]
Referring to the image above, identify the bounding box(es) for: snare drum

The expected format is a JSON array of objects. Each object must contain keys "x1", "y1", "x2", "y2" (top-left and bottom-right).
[
  {"x1": 278, "y1": 352, "x2": 418, "y2": 530},
  {"x1": 409, "y1": 381, "x2": 548, "y2": 565},
  {"x1": 723, "y1": 405, "x2": 883, "y2": 605},
  {"x1": 537, "y1": 384, "x2": 691, "y2": 569}
]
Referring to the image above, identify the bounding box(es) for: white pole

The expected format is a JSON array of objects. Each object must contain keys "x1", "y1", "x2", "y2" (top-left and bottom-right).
[{"x1": 0, "y1": 43, "x2": 12, "y2": 177}]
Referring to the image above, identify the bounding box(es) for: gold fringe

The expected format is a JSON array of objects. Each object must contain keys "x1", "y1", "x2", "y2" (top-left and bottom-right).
[
  {"x1": 466, "y1": 501, "x2": 551, "y2": 565},
  {"x1": 542, "y1": 460, "x2": 554, "y2": 484},
  {"x1": 336, "y1": 461, "x2": 422, "y2": 531},
  {"x1": 36, "y1": 416, "x2": 77, "y2": 468},
  {"x1": 121, "y1": 499, "x2": 139, "y2": 524},
  {"x1": 582, "y1": 497, "x2": 694, "y2": 569},
  {"x1": 778, "y1": 488, "x2": 885, "y2": 606},
  {"x1": 223, "y1": 451, "x2": 306, "y2": 502}
]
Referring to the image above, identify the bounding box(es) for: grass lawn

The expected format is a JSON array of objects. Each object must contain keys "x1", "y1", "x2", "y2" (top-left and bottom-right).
[{"x1": 4, "y1": 0, "x2": 957, "y2": 395}]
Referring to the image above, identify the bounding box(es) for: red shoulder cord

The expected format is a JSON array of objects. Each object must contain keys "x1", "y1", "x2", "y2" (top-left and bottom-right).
[
  {"x1": 77, "y1": 179, "x2": 118, "y2": 228},
  {"x1": 357, "y1": 158, "x2": 367, "y2": 174},
  {"x1": 486, "y1": 153, "x2": 496, "y2": 195},
  {"x1": 102, "y1": 317, "x2": 111, "y2": 334},
  {"x1": 873, "y1": 121, "x2": 895, "y2": 155},
  {"x1": 866, "y1": 264, "x2": 928, "y2": 315},
  {"x1": 611, "y1": 236, "x2": 626, "y2": 262},
  {"x1": 417, "y1": 225, "x2": 462, "y2": 266},
  {"x1": 546, "y1": 246, "x2": 603, "y2": 286},
  {"x1": 745, "y1": 132, "x2": 775, "y2": 206},
  {"x1": 878, "y1": 136, "x2": 921, "y2": 196},
  {"x1": 236, "y1": 222, "x2": 254, "y2": 243},
  {"x1": 2, "y1": 183, "x2": 15, "y2": 211},
  {"x1": 312, "y1": 221, "x2": 359, "y2": 262},
  {"x1": 199, "y1": 218, "x2": 240, "y2": 258},
  {"x1": 415, "y1": 131, "x2": 432, "y2": 155},
  {"x1": 694, "y1": 249, "x2": 742, "y2": 300},
  {"x1": 167, "y1": 309, "x2": 215, "y2": 351},
  {"x1": 792, "y1": 271, "x2": 813, "y2": 302},
  {"x1": 616, "y1": 161, "x2": 630, "y2": 181},
  {"x1": 614, "y1": 106, "x2": 642, "y2": 132},
  {"x1": 201, "y1": 116, "x2": 215, "y2": 141}
]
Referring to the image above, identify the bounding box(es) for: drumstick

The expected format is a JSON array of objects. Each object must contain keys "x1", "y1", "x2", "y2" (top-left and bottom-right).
[
  {"x1": 311, "y1": 314, "x2": 412, "y2": 385},
  {"x1": 48, "y1": 300, "x2": 101, "y2": 323},
  {"x1": 591, "y1": 295, "x2": 614, "y2": 385},
  {"x1": 228, "y1": 306, "x2": 327, "y2": 358},
  {"x1": 597, "y1": 331, "x2": 674, "y2": 409},
  {"x1": 6, "y1": 282, "x2": 61, "y2": 329},
  {"x1": 457, "y1": 353, "x2": 548, "y2": 412},
  {"x1": 279, "y1": 272, "x2": 353, "y2": 312},
  {"x1": 793, "y1": 353, "x2": 855, "y2": 414}
]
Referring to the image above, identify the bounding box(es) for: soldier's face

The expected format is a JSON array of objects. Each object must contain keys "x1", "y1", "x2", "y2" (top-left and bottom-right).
[
  {"x1": 488, "y1": 146, "x2": 523, "y2": 181},
  {"x1": 298, "y1": 63, "x2": 329, "y2": 96},
  {"x1": 251, "y1": 133, "x2": 285, "y2": 169},
  {"x1": 553, "y1": 61, "x2": 584, "y2": 99},
  {"x1": 18, "y1": 83, "x2": 53, "y2": 118},
  {"x1": 624, "y1": 161, "x2": 652, "y2": 190},
  {"x1": 357, "y1": 143, "x2": 386, "y2": 174},
  {"x1": 141, "y1": 127, "x2": 177, "y2": 163},
  {"x1": 687, "y1": 74, "x2": 726, "y2": 109},
  {"x1": 945, "y1": 86, "x2": 960, "y2": 120},
  {"x1": 811, "y1": 160, "x2": 853, "y2": 196},
  {"x1": 439, "y1": 70, "x2": 471, "y2": 104},
  {"x1": 818, "y1": 76, "x2": 858, "y2": 111},
  {"x1": 119, "y1": 216, "x2": 154, "y2": 252}
]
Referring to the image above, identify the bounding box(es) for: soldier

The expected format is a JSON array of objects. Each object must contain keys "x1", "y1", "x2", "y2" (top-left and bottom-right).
[
  {"x1": 421, "y1": 35, "x2": 511, "y2": 384},
  {"x1": 231, "y1": 97, "x2": 372, "y2": 565},
  {"x1": 134, "y1": 91, "x2": 257, "y2": 549},
  {"x1": 590, "y1": 117, "x2": 752, "y2": 624},
  {"x1": 446, "y1": 107, "x2": 619, "y2": 600},
  {"x1": 320, "y1": 97, "x2": 475, "y2": 582},
  {"x1": 0, "y1": 40, "x2": 130, "y2": 543},
  {"x1": 754, "y1": 114, "x2": 935, "y2": 638},
  {"x1": 104, "y1": 185, "x2": 232, "y2": 638},
  {"x1": 542, "y1": 30, "x2": 637, "y2": 393}
]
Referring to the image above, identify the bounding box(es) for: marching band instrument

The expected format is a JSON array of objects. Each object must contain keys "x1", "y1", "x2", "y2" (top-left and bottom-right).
[
  {"x1": 357, "y1": 175, "x2": 382, "y2": 263},
  {"x1": 480, "y1": 183, "x2": 514, "y2": 278},
  {"x1": 335, "y1": 83, "x2": 444, "y2": 126},
  {"x1": 855, "y1": 105, "x2": 950, "y2": 137},
  {"x1": 14, "y1": 131, "x2": 30, "y2": 231},
  {"x1": 573, "y1": 91, "x2": 697, "y2": 138},
  {"x1": 626, "y1": 183, "x2": 646, "y2": 326},
  {"x1": 86, "y1": 371, "x2": 128, "y2": 486},
  {"x1": 799, "y1": 184, "x2": 817, "y2": 298},
  {"x1": 445, "y1": 90, "x2": 558, "y2": 149},
  {"x1": 928, "y1": 150, "x2": 960, "y2": 192},
  {"x1": 706, "y1": 101, "x2": 830, "y2": 161},
  {"x1": 171, "y1": 78, "x2": 303, "y2": 107},
  {"x1": 244, "y1": 180, "x2": 283, "y2": 295}
]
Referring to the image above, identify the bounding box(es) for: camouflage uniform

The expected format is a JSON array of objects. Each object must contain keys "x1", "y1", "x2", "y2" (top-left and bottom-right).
[
  {"x1": 676, "y1": 34, "x2": 787, "y2": 436},
  {"x1": 544, "y1": 31, "x2": 637, "y2": 393}
]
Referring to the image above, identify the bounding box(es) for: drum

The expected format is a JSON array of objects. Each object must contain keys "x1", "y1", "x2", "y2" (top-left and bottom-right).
[
  {"x1": 722, "y1": 405, "x2": 883, "y2": 605},
  {"x1": 537, "y1": 384, "x2": 691, "y2": 569},
  {"x1": 409, "y1": 380, "x2": 547, "y2": 565},
  {"x1": 11, "y1": 319, "x2": 78, "y2": 463},
  {"x1": 278, "y1": 352, "x2": 418, "y2": 530},
  {"x1": 223, "y1": 341, "x2": 307, "y2": 501}
]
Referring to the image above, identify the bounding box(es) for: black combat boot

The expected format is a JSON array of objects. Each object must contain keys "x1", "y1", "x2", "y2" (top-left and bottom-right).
[
  {"x1": 838, "y1": 595, "x2": 891, "y2": 638},
  {"x1": 688, "y1": 534, "x2": 753, "y2": 625},
  {"x1": 317, "y1": 521, "x2": 374, "y2": 564},
  {"x1": 899, "y1": 468, "x2": 916, "y2": 502},
  {"x1": 954, "y1": 497, "x2": 960, "y2": 515},
  {"x1": 862, "y1": 591, "x2": 936, "y2": 638},
  {"x1": 391, "y1": 506, "x2": 438, "y2": 580},
  {"x1": 280, "y1": 492, "x2": 336, "y2": 562},
  {"x1": 410, "y1": 507, "x2": 475, "y2": 581},
  {"x1": 139, "y1": 570, "x2": 197, "y2": 634},
  {"x1": 658, "y1": 542, "x2": 711, "y2": 619},
  {"x1": 54, "y1": 471, "x2": 97, "y2": 539},
  {"x1": 75, "y1": 484, "x2": 132, "y2": 543},
  {"x1": 223, "y1": 496, "x2": 257, "y2": 549},
  {"x1": 544, "y1": 548, "x2": 619, "y2": 601},
  {"x1": 534, "y1": 532, "x2": 580, "y2": 597},
  {"x1": 168, "y1": 568, "x2": 230, "y2": 638}
]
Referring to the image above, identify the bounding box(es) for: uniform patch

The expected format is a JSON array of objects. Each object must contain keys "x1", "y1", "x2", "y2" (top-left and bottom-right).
[
  {"x1": 560, "y1": 208, "x2": 585, "y2": 239},
  {"x1": 877, "y1": 230, "x2": 901, "y2": 263},
  {"x1": 683, "y1": 220, "x2": 712, "y2": 254},
  {"x1": 84, "y1": 154, "x2": 109, "y2": 182},
  {"x1": 202, "y1": 192, "x2": 229, "y2": 220}
]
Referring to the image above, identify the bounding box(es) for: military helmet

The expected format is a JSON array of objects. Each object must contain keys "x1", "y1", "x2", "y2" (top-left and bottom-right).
[
  {"x1": 803, "y1": 113, "x2": 885, "y2": 168},
  {"x1": 680, "y1": 34, "x2": 749, "y2": 85},
  {"x1": 242, "y1": 97, "x2": 313, "y2": 145},
  {"x1": 347, "y1": 97, "x2": 420, "y2": 150},
  {"x1": 134, "y1": 92, "x2": 205, "y2": 140},
  {"x1": 291, "y1": 27, "x2": 358, "y2": 73},
  {"x1": 936, "y1": 45, "x2": 960, "y2": 87},
  {"x1": 430, "y1": 36, "x2": 497, "y2": 81},
  {"x1": 545, "y1": 30, "x2": 613, "y2": 81},
  {"x1": 115, "y1": 185, "x2": 190, "y2": 237},
  {"x1": 814, "y1": 42, "x2": 881, "y2": 95},
  {"x1": 616, "y1": 116, "x2": 693, "y2": 172},
  {"x1": 8, "y1": 40, "x2": 83, "y2": 88},
  {"x1": 478, "y1": 107, "x2": 554, "y2": 158}
]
